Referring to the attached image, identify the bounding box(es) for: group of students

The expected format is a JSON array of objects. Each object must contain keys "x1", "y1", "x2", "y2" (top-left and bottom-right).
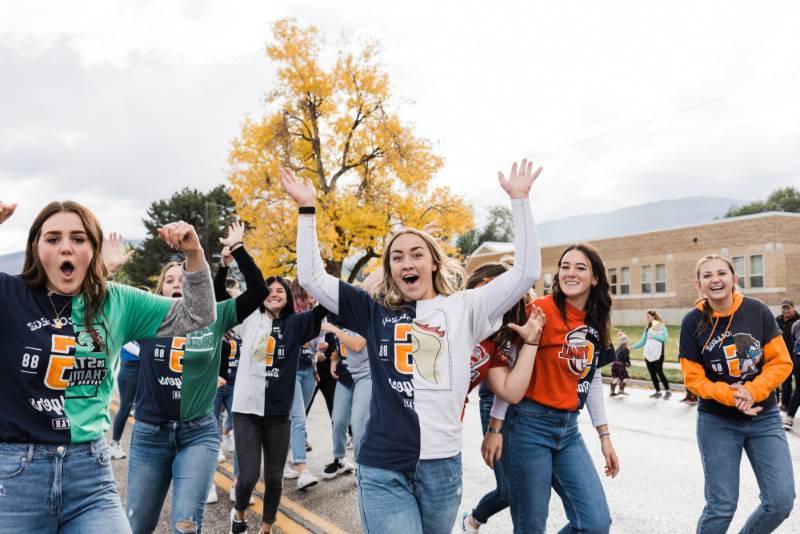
[{"x1": 0, "y1": 157, "x2": 795, "y2": 534}]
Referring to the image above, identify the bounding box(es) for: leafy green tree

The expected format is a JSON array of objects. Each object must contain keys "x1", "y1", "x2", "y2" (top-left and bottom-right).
[
  {"x1": 725, "y1": 186, "x2": 800, "y2": 217},
  {"x1": 456, "y1": 205, "x2": 514, "y2": 257},
  {"x1": 122, "y1": 186, "x2": 236, "y2": 287}
]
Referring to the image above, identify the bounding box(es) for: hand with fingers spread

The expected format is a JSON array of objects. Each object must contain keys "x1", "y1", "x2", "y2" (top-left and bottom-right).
[
  {"x1": 0, "y1": 201, "x2": 18, "y2": 225},
  {"x1": 498, "y1": 159, "x2": 543, "y2": 200},
  {"x1": 507, "y1": 304, "x2": 547, "y2": 345},
  {"x1": 102, "y1": 232, "x2": 135, "y2": 276},
  {"x1": 219, "y1": 221, "x2": 245, "y2": 251},
  {"x1": 279, "y1": 167, "x2": 316, "y2": 207}
]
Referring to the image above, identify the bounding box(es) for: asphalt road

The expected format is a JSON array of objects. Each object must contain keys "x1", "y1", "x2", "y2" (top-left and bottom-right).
[{"x1": 109, "y1": 383, "x2": 800, "y2": 533}]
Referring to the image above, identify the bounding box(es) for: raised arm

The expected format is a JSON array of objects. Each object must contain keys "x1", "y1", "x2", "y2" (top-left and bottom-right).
[
  {"x1": 155, "y1": 221, "x2": 216, "y2": 335},
  {"x1": 101, "y1": 232, "x2": 135, "y2": 279},
  {"x1": 219, "y1": 222, "x2": 268, "y2": 323},
  {"x1": 280, "y1": 167, "x2": 342, "y2": 314},
  {"x1": 213, "y1": 249, "x2": 232, "y2": 302},
  {"x1": 474, "y1": 160, "x2": 542, "y2": 324}
]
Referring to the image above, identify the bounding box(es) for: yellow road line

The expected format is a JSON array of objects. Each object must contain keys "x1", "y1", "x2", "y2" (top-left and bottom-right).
[
  {"x1": 109, "y1": 401, "x2": 348, "y2": 533},
  {"x1": 213, "y1": 470, "x2": 309, "y2": 533},
  {"x1": 219, "y1": 461, "x2": 349, "y2": 534}
]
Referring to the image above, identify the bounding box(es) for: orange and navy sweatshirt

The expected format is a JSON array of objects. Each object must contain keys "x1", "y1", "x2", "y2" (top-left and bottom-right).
[{"x1": 679, "y1": 293, "x2": 792, "y2": 420}]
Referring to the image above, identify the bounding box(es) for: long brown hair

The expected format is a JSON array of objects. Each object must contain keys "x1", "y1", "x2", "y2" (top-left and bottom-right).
[
  {"x1": 374, "y1": 228, "x2": 464, "y2": 310},
  {"x1": 21, "y1": 201, "x2": 108, "y2": 350},
  {"x1": 291, "y1": 278, "x2": 313, "y2": 313},
  {"x1": 466, "y1": 261, "x2": 531, "y2": 350},
  {"x1": 552, "y1": 243, "x2": 613, "y2": 348},
  {"x1": 646, "y1": 309, "x2": 663, "y2": 325},
  {"x1": 694, "y1": 254, "x2": 737, "y2": 336}
]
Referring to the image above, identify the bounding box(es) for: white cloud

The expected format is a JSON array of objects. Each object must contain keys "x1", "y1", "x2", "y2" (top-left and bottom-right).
[{"x1": 1, "y1": 0, "x2": 799, "y2": 253}]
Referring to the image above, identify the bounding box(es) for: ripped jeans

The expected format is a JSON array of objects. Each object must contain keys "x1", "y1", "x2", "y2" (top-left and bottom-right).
[{"x1": 126, "y1": 413, "x2": 219, "y2": 534}]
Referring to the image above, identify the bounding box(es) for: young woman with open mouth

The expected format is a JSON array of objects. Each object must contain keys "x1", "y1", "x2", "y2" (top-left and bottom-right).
[
  {"x1": 281, "y1": 159, "x2": 542, "y2": 533},
  {"x1": 228, "y1": 277, "x2": 328, "y2": 534},
  {"x1": 503, "y1": 243, "x2": 619, "y2": 534},
  {"x1": 0, "y1": 200, "x2": 216, "y2": 533},
  {"x1": 679, "y1": 254, "x2": 794, "y2": 533},
  {"x1": 124, "y1": 222, "x2": 268, "y2": 534}
]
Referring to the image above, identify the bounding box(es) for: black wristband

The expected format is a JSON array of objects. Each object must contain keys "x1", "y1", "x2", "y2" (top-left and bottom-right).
[
  {"x1": 487, "y1": 427, "x2": 503, "y2": 434},
  {"x1": 299, "y1": 206, "x2": 316, "y2": 215}
]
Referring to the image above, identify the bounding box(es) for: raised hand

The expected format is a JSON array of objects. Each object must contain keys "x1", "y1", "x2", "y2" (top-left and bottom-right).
[
  {"x1": 157, "y1": 221, "x2": 202, "y2": 254},
  {"x1": 279, "y1": 167, "x2": 316, "y2": 207},
  {"x1": 498, "y1": 159, "x2": 543, "y2": 200},
  {"x1": 219, "y1": 221, "x2": 245, "y2": 249},
  {"x1": 102, "y1": 232, "x2": 135, "y2": 275},
  {"x1": 0, "y1": 201, "x2": 17, "y2": 225},
  {"x1": 507, "y1": 304, "x2": 547, "y2": 344}
]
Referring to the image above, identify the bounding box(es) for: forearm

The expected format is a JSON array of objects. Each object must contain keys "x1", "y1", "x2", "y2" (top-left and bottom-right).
[
  {"x1": 482, "y1": 199, "x2": 541, "y2": 324},
  {"x1": 744, "y1": 337, "x2": 793, "y2": 401},
  {"x1": 489, "y1": 397, "x2": 509, "y2": 421},
  {"x1": 297, "y1": 213, "x2": 340, "y2": 315},
  {"x1": 681, "y1": 358, "x2": 736, "y2": 406},
  {"x1": 183, "y1": 249, "x2": 206, "y2": 273},
  {"x1": 586, "y1": 371, "x2": 608, "y2": 427},
  {"x1": 231, "y1": 246, "x2": 268, "y2": 322},
  {"x1": 488, "y1": 346, "x2": 537, "y2": 404},
  {"x1": 328, "y1": 326, "x2": 366, "y2": 352},
  {"x1": 156, "y1": 264, "x2": 216, "y2": 336},
  {"x1": 214, "y1": 264, "x2": 230, "y2": 302}
]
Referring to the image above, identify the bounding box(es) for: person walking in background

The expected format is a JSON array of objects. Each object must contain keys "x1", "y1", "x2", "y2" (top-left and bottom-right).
[
  {"x1": 680, "y1": 254, "x2": 794, "y2": 534},
  {"x1": 109, "y1": 340, "x2": 142, "y2": 460},
  {"x1": 776, "y1": 299, "x2": 800, "y2": 410},
  {"x1": 631, "y1": 310, "x2": 671, "y2": 399},
  {"x1": 610, "y1": 332, "x2": 631, "y2": 397},
  {"x1": 782, "y1": 316, "x2": 800, "y2": 430}
]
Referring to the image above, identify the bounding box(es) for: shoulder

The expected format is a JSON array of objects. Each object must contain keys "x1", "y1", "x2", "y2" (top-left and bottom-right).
[
  {"x1": 533, "y1": 295, "x2": 556, "y2": 312},
  {"x1": 680, "y1": 308, "x2": 702, "y2": 330}
]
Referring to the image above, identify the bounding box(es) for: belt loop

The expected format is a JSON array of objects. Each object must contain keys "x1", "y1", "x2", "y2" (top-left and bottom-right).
[{"x1": 27, "y1": 444, "x2": 34, "y2": 463}]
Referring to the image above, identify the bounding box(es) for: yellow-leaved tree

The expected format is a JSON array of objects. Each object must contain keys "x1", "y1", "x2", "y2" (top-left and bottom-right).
[{"x1": 228, "y1": 19, "x2": 474, "y2": 281}]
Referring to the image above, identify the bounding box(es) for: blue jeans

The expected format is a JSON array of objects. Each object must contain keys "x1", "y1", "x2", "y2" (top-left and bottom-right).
[
  {"x1": 112, "y1": 359, "x2": 140, "y2": 442},
  {"x1": 357, "y1": 454, "x2": 462, "y2": 534},
  {"x1": 504, "y1": 399, "x2": 611, "y2": 534},
  {"x1": 290, "y1": 365, "x2": 316, "y2": 464},
  {"x1": 696, "y1": 407, "x2": 795, "y2": 534},
  {"x1": 331, "y1": 376, "x2": 372, "y2": 459},
  {"x1": 126, "y1": 413, "x2": 220, "y2": 534},
  {"x1": 0, "y1": 439, "x2": 130, "y2": 533},
  {"x1": 213, "y1": 383, "x2": 238, "y2": 478},
  {"x1": 471, "y1": 392, "x2": 510, "y2": 525}
]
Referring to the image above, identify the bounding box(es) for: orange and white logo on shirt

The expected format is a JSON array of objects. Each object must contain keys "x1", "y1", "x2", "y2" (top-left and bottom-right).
[{"x1": 558, "y1": 326, "x2": 596, "y2": 379}]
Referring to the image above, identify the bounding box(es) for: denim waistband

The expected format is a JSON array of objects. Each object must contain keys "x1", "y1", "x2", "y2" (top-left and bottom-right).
[
  {"x1": 136, "y1": 411, "x2": 217, "y2": 430},
  {"x1": 0, "y1": 437, "x2": 106, "y2": 460},
  {"x1": 515, "y1": 398, "x2": 578, "y2": 416}
]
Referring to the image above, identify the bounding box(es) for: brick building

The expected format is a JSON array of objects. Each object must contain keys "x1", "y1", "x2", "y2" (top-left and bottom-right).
[{"x1": 466, "y1": 212, "x2": 800, "y2": 325}]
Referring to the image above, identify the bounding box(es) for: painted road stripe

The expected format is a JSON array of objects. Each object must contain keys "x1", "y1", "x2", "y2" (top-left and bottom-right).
[{"x1": 109, "y1": 400, "x2": 346, "y2": 533}]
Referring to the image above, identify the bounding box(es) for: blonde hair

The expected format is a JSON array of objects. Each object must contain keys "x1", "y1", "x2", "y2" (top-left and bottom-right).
[
  {"x1": 155, "y1": 261, "x2": 183, "y2": 296},
  {"x1": 373, "y1": 228, "x2": 464, "y2": 309}
]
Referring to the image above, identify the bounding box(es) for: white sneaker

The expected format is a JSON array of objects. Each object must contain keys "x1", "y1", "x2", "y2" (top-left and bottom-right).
[
  {"x1": 206, "y1": 484, "x2": 219, "y2": 504},
  {"x1": 218, "y1": 447, "x2": 226, "y2": 463},
  {"x1": 322, "y1": 457, "x2": 354, "y2": 479},
  {"x1": 109, "y1": 442, "x2": 127, "y2": 460},
  {"x1": 283, "y1": 464, "x2": 299, "y2": 479},
  {"x1": 297, "y1": 470, "x2": 319, "y2": 490},
  {"x1": 346, "y1": 436, "x2": 354, "y2": 450}
]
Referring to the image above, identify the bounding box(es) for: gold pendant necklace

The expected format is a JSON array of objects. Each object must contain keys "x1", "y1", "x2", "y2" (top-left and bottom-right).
[{"x1": 47, "y1": 291, "x2": 71, "y2": 330}]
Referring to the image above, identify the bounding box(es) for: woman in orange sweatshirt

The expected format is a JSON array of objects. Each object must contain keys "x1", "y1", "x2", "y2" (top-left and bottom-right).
[{"x1": 679, "y1": 254, "x2": 795, "y2": 534}]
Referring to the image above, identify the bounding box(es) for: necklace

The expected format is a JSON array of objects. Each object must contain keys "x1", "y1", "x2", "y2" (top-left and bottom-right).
[{"x1": 47, "y1": 291, "x2": 71, "y2": 330}]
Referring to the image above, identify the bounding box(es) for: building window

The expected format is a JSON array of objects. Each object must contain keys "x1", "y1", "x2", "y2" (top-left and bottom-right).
[
  {"x1": 655, "y1": 264, "x2": 666, "y2": 293},
  {"x1": 543, "y1": 273, "x2": 553, "y2": 296},
  {"x1": 731, "y1": 256, "x2": 745, "y2": 289},
  {"x1": 641, "y1": 265, "x2": 652, "y2": 294},
  {"x1": 620, "y1": 267, "x2": 630, "y2": 295},
  {"x1": 609, "y1": 268, "x2": 617, "y2": 295},
  {"x1": 749, "y1": 255, "x2": 764, "y2": 288}
]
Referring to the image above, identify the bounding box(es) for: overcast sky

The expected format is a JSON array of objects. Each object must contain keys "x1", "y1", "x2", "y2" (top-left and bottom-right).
[{"x1": 1, "y1": 0, "x2": 798, "y2": 254}]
